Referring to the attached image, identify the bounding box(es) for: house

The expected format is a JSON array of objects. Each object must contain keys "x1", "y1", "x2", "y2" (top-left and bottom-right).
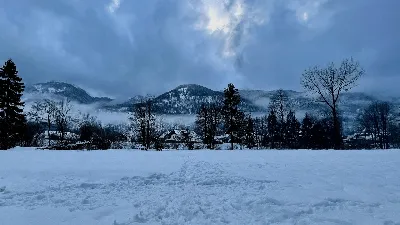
[
  {"x1": 160, "y1": 130, "x2": 201, "y2": 143},
  {"x1": 343, "y1": 129, "x2": 375, "y2": 149}
]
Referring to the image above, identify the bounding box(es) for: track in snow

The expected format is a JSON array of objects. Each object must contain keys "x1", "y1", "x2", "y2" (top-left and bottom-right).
[{"x1": 1, "y1": 148, "x2": 400, "y2": 225}]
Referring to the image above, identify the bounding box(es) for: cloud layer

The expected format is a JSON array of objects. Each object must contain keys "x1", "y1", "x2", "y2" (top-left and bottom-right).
[{"x1": 1, "y1": 0, "x2": 399, "y2": 98}]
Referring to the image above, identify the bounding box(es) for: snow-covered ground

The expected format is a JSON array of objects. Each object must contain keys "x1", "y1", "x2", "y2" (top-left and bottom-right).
[{"x1": 1, "y1": 148, "x2": 400, "y2": 225}]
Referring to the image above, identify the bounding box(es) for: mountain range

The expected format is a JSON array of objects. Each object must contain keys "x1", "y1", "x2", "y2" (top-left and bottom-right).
[
  {"x1": 24, "y1": 81, "x2": 113, "y2": 105},
  {"x1": 23, "y1": 81, "x2": 400, "y2": 134}
]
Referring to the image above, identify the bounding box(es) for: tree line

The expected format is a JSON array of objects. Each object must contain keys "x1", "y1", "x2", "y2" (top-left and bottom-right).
[
  {"x1": 1, "y1": 57, "x2": 400, "y2": 150},
  {"x1": 193, "y1": 87, "x2": 341, "y2": 150}
]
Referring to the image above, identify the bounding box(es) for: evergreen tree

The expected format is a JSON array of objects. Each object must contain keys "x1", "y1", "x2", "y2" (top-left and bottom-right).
[
  {"x1": 267, "y1": 110, "x2": 279, "y2": 149},
  {"x1": 300, "y1": 113, "x2": 314, "y2": 149},
  {"x1": 311, "y1": 119, "x2": 332, "y2": 149},
  {"x1": 0, "y1": 59, "x2": 26, "y2": 149},
  {"x1": 257, "y1": 116, "x2": 269, "y2": 148},
  {"x1": 195, "y1": 104, "x2": 210, "y2": 147},
  {"x1": 209, "y1": 104, "x2": 223, "y2": 148},
  {"x1": 234, "y1": 110, "x2": 246, "y2": 148},
  {"x1": 195, "y1": 104, "x2": 222, "y2": 149},
  {"x1": 286, "y1": 110, "x2": 300, "y2": 149},
  {"x1": 244, "y1": 115, "x2": 256, "y2": 149},
  {"x1": 222, "y1": 83, "x2": 241, "y2": 150},
  {"x1": 252, "y1": 117, "x2": 264, "y2": 148},
  {"x1": 19, "y1": 121, "x2": 44, "y2": 147}
]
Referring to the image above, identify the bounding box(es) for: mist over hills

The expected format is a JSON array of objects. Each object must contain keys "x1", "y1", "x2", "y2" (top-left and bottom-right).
[{"x1": 23, "y1": 81, "x2": 400, "y2": 134}]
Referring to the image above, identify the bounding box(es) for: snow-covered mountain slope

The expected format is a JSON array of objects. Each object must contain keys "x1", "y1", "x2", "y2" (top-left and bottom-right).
[
  {"x1": 151, "y1": 84, "x2": 262, "y2": 114},
  {"x1": 105, "y1": 94, "x2": 155, "y2": 112},
  {"x1": 22, "y1": 81, "x2": 399, "y2": 132},
  {"x1": 24, "y1": 81, "x2": 113, "y2": 105},
  {"x1": 110, "y1": 84, "x2": 263, "y2": 114}
]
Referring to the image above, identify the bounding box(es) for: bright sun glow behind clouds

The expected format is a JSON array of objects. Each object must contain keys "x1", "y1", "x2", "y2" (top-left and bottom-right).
[
  {"x1": 194, "y1": 0, "x2": 263, "y2": 58},
  {"x1": 302, "y1": 12, "x2": 309, "y2": 21},
  {"x1": 205, "y1": 6, "x2": 230, "y2": 34},
  {"x1": 203, "y1": 0, "x2": 245, "y2": 34},
  {"x1": 107, "y1": 0, "x2": 121, "y2": 13}
]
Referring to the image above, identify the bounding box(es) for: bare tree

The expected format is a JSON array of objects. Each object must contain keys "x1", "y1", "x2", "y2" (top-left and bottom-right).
[
  {"x1": 129, "y1": 100, "x2": 157, "y2": 150},
  {"x1": 301, "y1": 57, "x2": 364, "y2": 149},
  {"x1": 268, "y1": 89, "x2": 293, "y2": 148},
  {"x1": 28, "y1": 99, "x2": 56, "y2": 146},
  {"x1": 358, "y1": 101, "x2": 392, "y2": 149},
  {"x1": 153, "y1": 115, "x2": 166, "y2": 151},
  {"x1": 53, "y1": 99, "x2": 73, "y2": 143},
  {"x1": 130, "y1": 102, "x2": 147, "y2": 148},
  {"x1": 268, "y1": 89, "x2": 292, "y2": 123}
]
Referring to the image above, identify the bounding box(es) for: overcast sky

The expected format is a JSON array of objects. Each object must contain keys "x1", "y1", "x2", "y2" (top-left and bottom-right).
[{"x1": 0, "y1": 0, "x2": 399, "y2": 98}]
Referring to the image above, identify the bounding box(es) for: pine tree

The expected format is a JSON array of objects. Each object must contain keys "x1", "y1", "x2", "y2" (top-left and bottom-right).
[
  {"x1": 195, "y1": 104, "x2": 222, "y2": 149},
  {"x1": 222, "y1": 83, "x2": 241, "y2": 150},
  {"x1": 195, "y1": 104, "x2": 208, "y2": 147},
  {"x1": 209, "y1": 104, "x2": 222, "y2": 148},
  {"x1": 0, "y1": 59, "x2": 26, "y2": 150},
  {"x1": 252, "y1": 117, "x2": 264, "y2": 148},
  {"x1": 300, "y1": 113, "x2": 314, "y2": 149},
  {"x1": 244, "y1": 115, "x2": 256, "y2": 149},
  {"x1": 285, "y1": 110, "x2": 300, "y2": 149},
  {"x1": 267, "y1": 110, "x2": 279, "y2": 149},
  {"x1": 311, "y1": 119, "x2": 328, "y2": 149},
  {"x1": 235, "y1": 110, "x2": 246, "y2": 148},
  {"x1": 258, "y1": 116, "x2": 269, "y2": 148}
]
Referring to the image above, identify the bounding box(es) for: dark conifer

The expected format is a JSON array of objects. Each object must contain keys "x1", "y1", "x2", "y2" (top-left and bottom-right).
[
  {"x1": 286, "y1": 110, "x2": 300, "y2": 149},
  {"x1": 222, "y1": 83, "x2": 241, "y2": 150},
  {"x1": 300, "y1": 113, "x2": 314, "y2": 149},
  {"x1": 267, "y1": 110, "x2": 279, "y2": 149},
  {"x1": 0, "y1": 59, "x2": 26, "y2": 149},
  {"x1": 244, "y1": 115, "x2": 256, "y2": 149}
]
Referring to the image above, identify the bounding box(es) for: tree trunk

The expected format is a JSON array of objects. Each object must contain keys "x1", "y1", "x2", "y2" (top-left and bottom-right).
[
  {"x1": 332, "y1": 107, "x2": 341, "y2": 149},
  {"x1": 47, "y1": 115, "x2": 51, "y2": 146},
  {"x1": 230, "y1": 114, "x2": 234, "y2": 150}
]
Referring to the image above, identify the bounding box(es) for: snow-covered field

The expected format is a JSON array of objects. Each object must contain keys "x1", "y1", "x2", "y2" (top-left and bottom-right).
[{"x1": 1, "y1": 148, "x2": 400, "y2": 225}]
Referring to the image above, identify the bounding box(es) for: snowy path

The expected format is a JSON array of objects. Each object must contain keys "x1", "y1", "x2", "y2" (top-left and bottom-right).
[{"x1": 1, "y1": 149, "x2": 400, "y2": 225}]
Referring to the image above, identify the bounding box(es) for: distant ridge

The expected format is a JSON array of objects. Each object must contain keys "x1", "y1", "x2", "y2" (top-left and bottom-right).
[
  {"x1": 25, "y1": 81, "x2": 113, "y2": 104},
  {"x1": 23, "y1": 81, "x2": 400, "y2": 134}
]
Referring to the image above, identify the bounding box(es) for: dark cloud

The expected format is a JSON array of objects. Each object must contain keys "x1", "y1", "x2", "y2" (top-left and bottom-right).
[{"x1": 0, "y1": 0, "x2": 399, "y2": 98}]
